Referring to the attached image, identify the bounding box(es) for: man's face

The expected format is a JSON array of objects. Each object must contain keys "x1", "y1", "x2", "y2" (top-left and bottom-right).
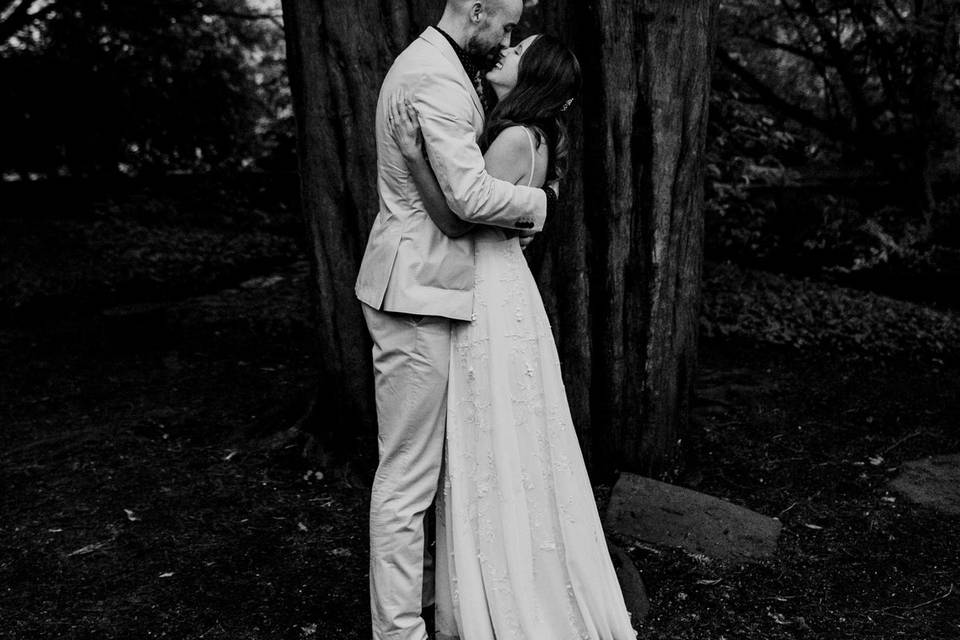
[{"x1": 466, "y1": 0, "x2": 523, "y2": 68}]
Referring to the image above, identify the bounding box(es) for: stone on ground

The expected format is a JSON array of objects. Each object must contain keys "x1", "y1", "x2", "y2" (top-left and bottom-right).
[
  {"x1": 604, "y1": 473, "x2": 781, "y2": 563},
  {"x1": 888, "y1": 454, "x2": 960, "y2": 516}
]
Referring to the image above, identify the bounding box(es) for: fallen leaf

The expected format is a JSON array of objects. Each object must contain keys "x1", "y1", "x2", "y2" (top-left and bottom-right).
[
  {"x1": 159, "y1": 572, "x2": 174, "y2": 578},
  {"x1": 770, "y1": 612, "x2": 789, "y2": 625},
  {"x1": 67, "y1": 542, "x2": 108, "y2": 557},
  {"x1": 241, "y1": 275, "x2": 284, "y2": 289},
  {"x1": 124, "y1": 509, "x2": 141, "y2": 522}
]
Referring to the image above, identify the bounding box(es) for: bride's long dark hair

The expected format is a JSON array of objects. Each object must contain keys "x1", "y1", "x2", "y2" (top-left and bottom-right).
[{"x1": 479, "y1": 35, "x2": 581, "y2": 181}]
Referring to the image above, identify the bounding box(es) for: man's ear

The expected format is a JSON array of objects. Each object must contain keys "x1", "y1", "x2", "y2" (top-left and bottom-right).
[{"x1": 470, "y1": 1, "x2": 483, "y2": 23}]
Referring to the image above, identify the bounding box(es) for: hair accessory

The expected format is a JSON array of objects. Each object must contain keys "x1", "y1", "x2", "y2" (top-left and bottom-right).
[{"x1": 561, "y1": 98, "x2": 574, "y2": 112}]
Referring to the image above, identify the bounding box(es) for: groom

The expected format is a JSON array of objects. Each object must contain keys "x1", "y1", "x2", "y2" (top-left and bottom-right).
[{"x1": 355, "y1": 1, "x2": 556, "y2": 638}]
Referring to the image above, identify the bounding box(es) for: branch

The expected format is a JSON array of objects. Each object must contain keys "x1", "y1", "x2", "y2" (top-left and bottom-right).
[
  {"x1": 0, "y1": 0, "x2": 21, "y2": 19},
  {"x1": 882, "y1": 0, "x2": 907, "y2": 23},
  {"x1": 768, "y1": 2, "x2": 835, "y2": 117},
  {"x1": 747, "y1": 33, "x2": 832, "y2": 66},
  {"x1": 851, "y1": 2, "x2": 905, "y2": 133},
  {"x1": 791, "y1": 0, "x2": 876, "y2": 135},
  {"x1": 199, "y1": 7, "x2": 283, "y2": 29},
  {"x1": 717, "y1": 46, "x2": 852, "y2": 143},
  {"x1": 0, "y1": 0, "x2": 56, "y2": 43},
  {"x1": 0, "y1": 0, "x2": 34, "y2": 20},
  {"x1": 203, "y1": 9, "x2": 281, "y2": 21}
]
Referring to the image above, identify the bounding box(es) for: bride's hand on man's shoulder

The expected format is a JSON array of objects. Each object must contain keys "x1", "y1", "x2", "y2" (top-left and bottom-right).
[{"x1": 387, "y1": 90, "x2": 424, "y2": 161}]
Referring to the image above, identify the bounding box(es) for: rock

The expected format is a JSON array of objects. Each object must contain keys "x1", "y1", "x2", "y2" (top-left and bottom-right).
[
  {"x1": 608, "y1": 541, "x2": 650, "y2": 625},
  {"x1": 604, "y1": 473, "x2": 781, "y2": 563},
  {"x1": 888, "y1": 454, "x2": 960, "y2": 516}
]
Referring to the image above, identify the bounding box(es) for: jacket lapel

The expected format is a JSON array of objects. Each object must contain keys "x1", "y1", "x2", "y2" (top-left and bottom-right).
[{"x1": 418, "y1": 27, "x2": 484, "y2": 120}]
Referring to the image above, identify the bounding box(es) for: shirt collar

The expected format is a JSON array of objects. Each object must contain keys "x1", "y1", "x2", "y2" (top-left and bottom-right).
[{"x1": 431, "y1": 25, "x2": 483, "y2": 82}]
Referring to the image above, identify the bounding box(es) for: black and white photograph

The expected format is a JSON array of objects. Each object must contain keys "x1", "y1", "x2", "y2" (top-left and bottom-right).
[{"x1": 2, "y1": 0, "x2": 959, "y2": 638}]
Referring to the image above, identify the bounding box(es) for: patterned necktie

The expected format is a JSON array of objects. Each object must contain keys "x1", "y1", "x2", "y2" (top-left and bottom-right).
[
  {"x1": 471, "y1": 71, "x2": 488, "y2": 114},
  {"x1": 432, "y1": 27, "x2": 489, "y2": 114}
]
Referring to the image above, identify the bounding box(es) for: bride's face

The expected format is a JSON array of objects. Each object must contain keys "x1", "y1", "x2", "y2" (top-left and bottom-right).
[{"x1": 485, "y1": 35, "x2": 539, "y2": 94}]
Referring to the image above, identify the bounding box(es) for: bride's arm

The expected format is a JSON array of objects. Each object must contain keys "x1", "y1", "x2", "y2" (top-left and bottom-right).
[
  {"x1": 390, "y1": 96, "x2": 474, "y2": 238},
  {"x1": 389, "y1": 98, "x2": 539, "y2": 237}
]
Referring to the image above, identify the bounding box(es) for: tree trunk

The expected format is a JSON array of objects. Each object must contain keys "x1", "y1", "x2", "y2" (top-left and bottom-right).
[
  {"x1": 556, "y1": 0, "x2": 716, "y2": 478},
  {"x1": 281, "y1": 0, "x2": 717, "y2": 479},
  {"x1": 279, "y1": 0, "x2": 440, "y2": 464}
]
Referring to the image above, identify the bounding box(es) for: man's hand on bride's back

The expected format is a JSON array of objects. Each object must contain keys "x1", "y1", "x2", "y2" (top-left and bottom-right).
[
  {"x1": 545, "y1": 178, "x2": 560, "y2": 199},
  {"x1": 518, "y1": 229, "x2": 537, "y2": 250},
  {"x1": 387, "y1": 90, "x2": 424, "y2": 161}
]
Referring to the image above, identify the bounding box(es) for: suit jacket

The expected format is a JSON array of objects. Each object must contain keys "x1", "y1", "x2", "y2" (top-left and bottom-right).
[{"x1": 354, "y1": 27, "x2": 547, "y2": 321}]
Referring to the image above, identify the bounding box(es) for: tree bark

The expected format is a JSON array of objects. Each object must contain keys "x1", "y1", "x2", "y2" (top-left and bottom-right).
[
  {"x1": 279, "y1": 0, "x2": 440, "y2": 463},
  {"x1": 281, "y1": 0, "x2": 717, "y2": 479},
  {"x1": 569, "y1": 0, "x2": 716, "y2": 477}
]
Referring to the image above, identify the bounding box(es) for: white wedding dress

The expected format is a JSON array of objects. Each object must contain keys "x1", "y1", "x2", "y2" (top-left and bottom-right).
[{"x1": 434, "y1": 128, "x2": 638, "y2": 640}]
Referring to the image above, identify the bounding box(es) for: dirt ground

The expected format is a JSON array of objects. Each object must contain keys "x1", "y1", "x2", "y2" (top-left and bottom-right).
[{"x1": 2, "y1": 260, "x2": 959, "y2": 639}]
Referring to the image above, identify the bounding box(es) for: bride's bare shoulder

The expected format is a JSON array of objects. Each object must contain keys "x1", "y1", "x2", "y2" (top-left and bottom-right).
[
  {"x1": 486, "y1": 126, "x2": 549, "y2": 160},
  {"x1": 486, "y1": 125, "x2": 532, "y2": 154},
  {"x1": 481, "y1": 126, "x2": 534, "y2": 183}
]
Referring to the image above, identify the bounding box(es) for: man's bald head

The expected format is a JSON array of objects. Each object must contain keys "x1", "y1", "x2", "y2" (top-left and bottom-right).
[
  {"x1": 444, "y1": 0, "x2": 520, "y2": 17},
  {"x1": 439, "y1": 0, "x2": 524, "y2": 67}
]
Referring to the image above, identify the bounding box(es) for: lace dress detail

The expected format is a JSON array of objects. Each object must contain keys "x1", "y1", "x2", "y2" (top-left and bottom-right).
[{"x1": 434, "y1": 127, "x2": 637, "y2": 640}]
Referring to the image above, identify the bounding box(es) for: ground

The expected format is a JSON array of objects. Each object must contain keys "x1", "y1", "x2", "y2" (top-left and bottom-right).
[{"x1": 1, "y1": 206, "x2": 959, "y2": 639}]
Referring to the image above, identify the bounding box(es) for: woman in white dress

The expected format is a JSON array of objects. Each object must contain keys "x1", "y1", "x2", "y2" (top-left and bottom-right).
[{"x1": 387, "y1": 34, "x2": 638, "y2": 640}]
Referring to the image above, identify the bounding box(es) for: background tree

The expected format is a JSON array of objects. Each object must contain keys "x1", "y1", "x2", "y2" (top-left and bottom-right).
[
  {"x1": 716, "y1": 0, "x2": 960, "y2": 213},
  {"x1": 281, "y1": 0, "x2": 718, "y2": 479},
  {"x1": 0, "y1": 0, "x2": 290, "y2": 177}
]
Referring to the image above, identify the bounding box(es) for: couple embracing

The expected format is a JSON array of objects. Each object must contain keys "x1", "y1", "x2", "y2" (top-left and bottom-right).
[{"x1": 355, "y1": 1, "x2": 637, "y2": 638}]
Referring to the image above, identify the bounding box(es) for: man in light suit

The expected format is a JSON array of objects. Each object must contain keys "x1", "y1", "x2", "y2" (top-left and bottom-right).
[{"x1": 355, "y1": 1, "x2": 557, "y2": 638}]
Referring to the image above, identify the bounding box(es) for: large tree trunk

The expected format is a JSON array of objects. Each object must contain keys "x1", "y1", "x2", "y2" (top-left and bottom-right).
[
  {"x1": 279, "y1": 0, "x2": 439, "y2": 464},
  {"x1": 281, "y1": 0, "x2": 717, "y2": 479},
  {"x1": 528, "y1": 0, "x2": 717, "y2": 477}
]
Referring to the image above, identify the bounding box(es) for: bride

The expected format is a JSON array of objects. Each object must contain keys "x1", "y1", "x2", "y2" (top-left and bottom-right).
[{"x1": 387, "y1": 34, "x2": 637, "y2": 640}]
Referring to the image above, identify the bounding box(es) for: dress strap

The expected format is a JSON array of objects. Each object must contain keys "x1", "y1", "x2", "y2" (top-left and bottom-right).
[{"x1": 523, "y1": 127, "x2": 537, "y2": 187}]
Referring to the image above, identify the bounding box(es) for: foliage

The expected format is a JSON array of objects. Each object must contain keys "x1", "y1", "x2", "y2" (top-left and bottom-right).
[
  {"x1": 704, "y1": 82, "x2": 811, "y2": 263},
  {"x1": 717, "y1": 0, "x2": 960, "y2": 199},
  {"x1": 0, "y1": 216, "x2": 297, "y2": 313},
  {"x1": 3, "y1": 246, "x2": 960, "y2": 638},
  {"x1": 701, "y1": 260, "x2": 960, "y2": 359},
  {"x1": 710, "y1": 0, "x2": 960, "y2": 293},
  {"x1": 0, "y1": 0, "x2": 293, "y2": 177}
]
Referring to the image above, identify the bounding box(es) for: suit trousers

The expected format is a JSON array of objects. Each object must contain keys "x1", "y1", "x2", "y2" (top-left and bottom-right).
[{"x1": 361, "y1": 302, "x2": 451, "y2": 640}]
